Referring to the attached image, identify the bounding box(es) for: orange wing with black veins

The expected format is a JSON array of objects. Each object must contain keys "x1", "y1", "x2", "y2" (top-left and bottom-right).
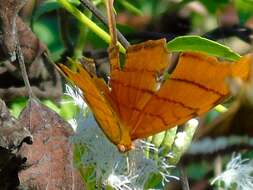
[
  {"x1": 57, "y1": 64, "x2": 132, "y2": 147},
  {"x1": 110, "y1": 39, "x2": 170, "y2": 129},
  {"x1": 130, "y1": 52, "x2": 252, "y2": 140}
]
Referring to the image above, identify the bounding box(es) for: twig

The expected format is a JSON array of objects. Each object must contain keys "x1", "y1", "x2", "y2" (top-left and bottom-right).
[
  {"x1": 80, "y1": 0, "x2": 130, "y2": 48},
  {"x1": 0, "y1": 86, "x2": 62, "y2": 101},
  {"x1": 58, "y1": 9, "x2": 74, "y2": 51},
  {"x1": 179, "y1": 163, "x2": 190, "y2": 190},
  {"x1": 214, "y1": 155, "x2": 224, "y2": 190},
  {"x1": 16, "y1": 43, "x2": 34, "y2": 98},
  {"x1": 58, "y1": 0, "x2": 126, "y2": 53}
]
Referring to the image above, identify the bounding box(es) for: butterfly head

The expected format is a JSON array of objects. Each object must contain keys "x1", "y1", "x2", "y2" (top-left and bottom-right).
[{"x1": 117, "y1": 143, "x2": 134, "y2": 153}]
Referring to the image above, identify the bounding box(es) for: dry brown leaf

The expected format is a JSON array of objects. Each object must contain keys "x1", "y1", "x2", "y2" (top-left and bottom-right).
[
  {"x1": 18, "y1": 99, "x2": 84, "y2": 190},
  {"x1": 0, "y1": 98, "x2": 32, "y2": 190}
]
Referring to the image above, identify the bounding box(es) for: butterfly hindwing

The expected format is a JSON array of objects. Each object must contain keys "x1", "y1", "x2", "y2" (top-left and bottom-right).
[
  {"x1": 58, "y1": 64, "x2": 129, "y2": 145},
  {"x1": 130, "y1": 52, "x2": 251, "y2": 139}
]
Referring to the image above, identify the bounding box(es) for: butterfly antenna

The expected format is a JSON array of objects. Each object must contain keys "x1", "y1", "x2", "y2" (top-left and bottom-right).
[
  {"x1": 79, "y1": 0, "x2": 129, "y2": 48},
  {"x1": 106, "y1": 0, "x2": 120, "y2": 71},
  {"x1": 106, "y1": 0, "x2": 117, "y2": 48}
]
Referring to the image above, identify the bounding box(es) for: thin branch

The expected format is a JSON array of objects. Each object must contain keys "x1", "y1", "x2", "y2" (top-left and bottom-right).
[
  {"x1": 16, "y1": 43, "x2": 34, "y2": 98},
  {"x1": 214, "y1": 155, "x2": 223, "y2": 190},
  {"x1": 179, "y1": 163, "x2": 190, "y2": 190},
  {"x1": 58, "y1": 9, "x2": 74, "y2": 51},
  {"x1": 79, "y1": 0, "x2": 130, "y2": 48}
]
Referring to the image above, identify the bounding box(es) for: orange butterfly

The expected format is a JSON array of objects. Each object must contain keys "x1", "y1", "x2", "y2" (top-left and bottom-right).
[{"x1": 58, "y1": 39, "x2": 252, "y2": 152}]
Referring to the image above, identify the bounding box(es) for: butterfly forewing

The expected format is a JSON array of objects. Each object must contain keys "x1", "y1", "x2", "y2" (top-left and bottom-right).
[{"x1": 110, "y1": 39, "x2": 170, "y2": 129}]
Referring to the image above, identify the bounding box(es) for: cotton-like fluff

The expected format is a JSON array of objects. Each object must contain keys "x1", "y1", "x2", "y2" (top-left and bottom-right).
[
  {"x1": 212, "y1": 153, "x2": 253, "y2": 190},
  {"x1": 65, "y1": 85, "x2": 177, "y2": 189}
]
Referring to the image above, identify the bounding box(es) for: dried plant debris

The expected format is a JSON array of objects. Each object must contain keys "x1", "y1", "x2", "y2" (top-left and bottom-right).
[
  {"x1": 0, "y1": 0, "x2": 28, "y2": 61},
  {"x1": 0, "y1": 98, "x2": 32, "y2": 190},
  {"x1": 18, "y1": 99, "x2": 84, "y2": 190},
  {"x1": 0, "y1": 99, "x2": 32, "y2": 151},
  {"x1": 0, "y1": 0, "x2": 62, "y2": 101},
  {"x1": 0, "y1": 57, "x2": 62, "y2": 101}
]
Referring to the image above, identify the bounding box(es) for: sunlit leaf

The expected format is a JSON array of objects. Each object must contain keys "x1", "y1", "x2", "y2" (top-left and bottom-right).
[{"x1": 167, "y1": 35, "x2": 241, "y2": 61}]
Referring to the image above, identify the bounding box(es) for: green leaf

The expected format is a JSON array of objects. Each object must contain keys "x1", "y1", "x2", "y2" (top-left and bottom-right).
[
  {"x1": 167, "y1": 35, "x2": 241, "y2": 61},
  {"x1": 235, "y1": 0, "x2": 253, "y2": 24},
  {"x1": 59, "y1": 96, "x2": 79, "y2": 120},
  {"x1": 8, "y1": 97, "x2": 28, "y2": 118},
  {"x1": 151, "y1": 131, "x2": 165, "y2": 148},
  {"x1": 144, "y1": 173, "x2": 163, "y2": 189},
  {"x1": 42, "y1": 99, "x2": 61, "y2": 114}
]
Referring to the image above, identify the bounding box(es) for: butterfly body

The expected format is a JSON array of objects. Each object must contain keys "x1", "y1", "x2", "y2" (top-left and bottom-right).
[{"x1": 58, "y1": 39, "x2": 252, "y2": 152}]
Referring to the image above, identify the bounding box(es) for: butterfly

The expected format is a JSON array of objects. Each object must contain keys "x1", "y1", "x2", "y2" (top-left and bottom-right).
[{"x1": 57, "y1": 38, "x2": 252, "y2": 152}]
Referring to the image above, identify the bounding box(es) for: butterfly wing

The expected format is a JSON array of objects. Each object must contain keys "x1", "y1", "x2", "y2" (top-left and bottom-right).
[
  {"x1": 110, "y1": 39, "x2": 170, "y2": 128},
  {"x1": 130, "y1": 52, "x2": 252, "y2": 139},
  {"x1": 57, "y1": 64, "x2": 132, "y2": 148}
]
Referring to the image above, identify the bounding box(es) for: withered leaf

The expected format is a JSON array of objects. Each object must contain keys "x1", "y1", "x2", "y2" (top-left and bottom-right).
[
  {"x1": 0, "y1": 98, "x2": 32, "y2": 190},
  {"x1": 0, "y1": 0, "x2": 28, "y2": 60},
  {"x1": 18, "y1": 99, "x2": 84, "y2": 190},
  {"x1": 0, "y1": 98, "x2": 32, "y2": 151}
]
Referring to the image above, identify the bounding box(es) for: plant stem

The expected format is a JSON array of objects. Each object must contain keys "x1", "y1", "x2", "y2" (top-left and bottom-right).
[
  {"x1": 57, "y1": 0, "x2": 126, "y2": 54},
  {"x1": 16, "y1": 43, "x2": 34, "y2": 98},
  {"x1": 179, "y1": 163, "x2": 190, "y2": 190},
  {"x1": 79, "y1": 0, "x2": 130, "y2": 48},
  {"x1": 214, "y1": 155, "x2": 224, "y2": 190},
  {"x1": 73, "y1": 12, "x2": 92, "y2": 59}
]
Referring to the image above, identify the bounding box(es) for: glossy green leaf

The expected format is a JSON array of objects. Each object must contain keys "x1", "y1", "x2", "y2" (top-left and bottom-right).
[{"x1": 167, "y1": 35, "x2": 241, "y2": 61}]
